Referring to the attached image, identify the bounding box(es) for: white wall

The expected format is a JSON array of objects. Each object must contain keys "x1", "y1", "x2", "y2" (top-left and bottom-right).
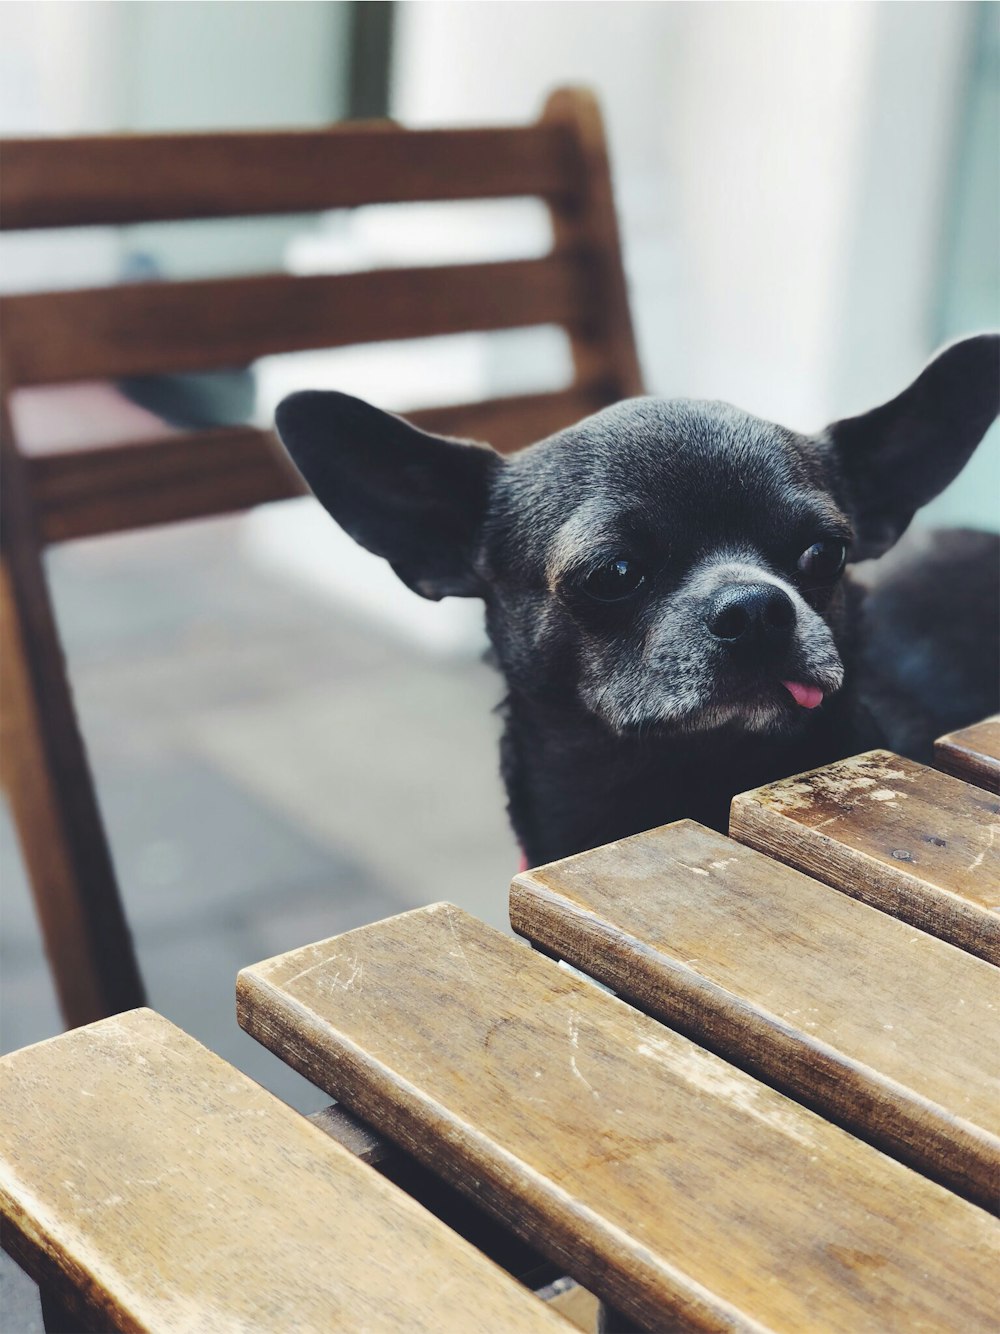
[
  {"x1": 1, "y1": 1, "x2": 992, "y2": 533},
  {"x1": 392, "y1": 1, "x2": 995, "y2": 530},
  {"x1": 0, "y1": 1, "x2": 349, "y2": 288}
]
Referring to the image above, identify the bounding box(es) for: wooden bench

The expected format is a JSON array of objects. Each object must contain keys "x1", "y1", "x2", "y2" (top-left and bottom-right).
[
  {"x1": 935, "y1": 714, "x2": 1000, "y2": 793},
  {"x1": 729, "y1": 749, "x2": 1000, "y2": 963},
  {"x1": 5, "y1": 734, "x2": 998, "y2": 1330},
  {"x1": 0, "y1": 1008, "x2": 565, "y2": 1333},
  {"x1": 237, "y1": 903, "x2": 999, "y2": 1333},
  {"x1": 510, "y1": 818, "x2": 999, "y2": 1213}
]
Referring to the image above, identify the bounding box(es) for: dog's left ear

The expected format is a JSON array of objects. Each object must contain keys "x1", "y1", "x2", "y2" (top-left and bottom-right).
[
  {"x1": 824, "y1": 333, "x2": 999, "y2": 558},
  {"x1": 275, "y1": 390, "x2": 501, "y2": 600}
]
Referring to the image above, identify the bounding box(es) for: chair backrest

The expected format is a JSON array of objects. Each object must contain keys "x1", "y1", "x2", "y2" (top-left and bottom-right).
[
  {"x1": 0, "y1": 89, "x2": 643, "y2": 1031},
  {"x1": 1, "y1": 88, "x2": 643, "y2": 546}
]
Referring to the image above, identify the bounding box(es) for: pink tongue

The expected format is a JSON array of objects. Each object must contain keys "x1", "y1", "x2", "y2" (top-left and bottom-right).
[{"x1": 781, "y1": 680, "x2": 824, "y2": 709}]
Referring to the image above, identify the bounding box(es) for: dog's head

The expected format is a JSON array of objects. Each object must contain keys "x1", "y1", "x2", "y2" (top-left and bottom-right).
[{"x1": 275, "y1": 334, "x2": 998, "y2": 739}]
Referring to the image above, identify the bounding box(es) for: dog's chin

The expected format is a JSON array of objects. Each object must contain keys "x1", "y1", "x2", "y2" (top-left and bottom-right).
[
  {"x1": 681, "y1": 697, "x2": 806, "y2": 737},
  {"x1": 604, "y1": 681, "x2": 840, "y2": 741}
]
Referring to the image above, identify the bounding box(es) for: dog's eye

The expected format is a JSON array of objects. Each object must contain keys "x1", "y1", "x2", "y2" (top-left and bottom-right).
[
  {"x1": 581, "y1": 558, "x2": 646, "y2": 602},
  {"x1": 797, "y1": 540, "x2": 847, "y2": 584}
]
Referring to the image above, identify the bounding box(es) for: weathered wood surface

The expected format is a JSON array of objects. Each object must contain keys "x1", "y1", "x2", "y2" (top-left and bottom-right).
[
  {"x1": 238, "y1": 904, "x2": 1000, "y2": 1334},
  {"x1": 511, "y1": 818, "x2": 1000, "y2": 1213},
  {"x1": 307, "y1": 1105, "x2": 556, "y2": 1288},
  {"x1": 27, "y1": 385, "x2": 606, "y2": 545},
  {"x1": 0, "y1": 1009, "x2": 565, "y2": 1333},
  {"x1": 730, "y1": 750, "x2": 1000, "y2": 964},
  {"x1": 1, "y1": 257, "x2": 588, "y2": 387},
  {"x1": 935, "y1": 715, "x2": 1000, "y2": 794},
  {"x1": 0, "y1": 123, "x2": 578, "y2": 230}
]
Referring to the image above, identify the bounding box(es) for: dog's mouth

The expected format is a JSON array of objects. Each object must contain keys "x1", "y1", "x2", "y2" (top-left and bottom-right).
[
  {"x1": 653, "y1": 669, "x2": 842, "y2": 737},
  {"x1": 779, "y1": 679, "x2": 825, "y2": 709},
  {"x1": 721, "y1": 671, "x2": 837, "y2": 713},
  {"x1": 584, "y1": 639, "x2": 845, "y2": 738},
  {"x1": 609, "y1": 673, "x2": 839, "y2": 739}
]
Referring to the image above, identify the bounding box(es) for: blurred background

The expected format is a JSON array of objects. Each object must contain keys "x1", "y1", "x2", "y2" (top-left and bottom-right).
[{"x1": 1, "y1": 0, "x2": 997, "y2": 1152}]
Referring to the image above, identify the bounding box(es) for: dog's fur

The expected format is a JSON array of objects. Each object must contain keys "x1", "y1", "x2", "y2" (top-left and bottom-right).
[{"x1": 275, "y1": 334, "x2": 1000, "y2": 865}]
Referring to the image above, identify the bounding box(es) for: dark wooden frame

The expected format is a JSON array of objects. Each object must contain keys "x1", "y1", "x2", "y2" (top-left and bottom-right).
[{"x1": 0, "y1": 89, "x2": 643, "y2": 1029}]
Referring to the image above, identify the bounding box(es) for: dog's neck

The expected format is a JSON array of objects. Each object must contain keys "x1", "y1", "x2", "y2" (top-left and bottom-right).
[{"x1": 499, "y1": 682, "x2": 875, "y2": 866}]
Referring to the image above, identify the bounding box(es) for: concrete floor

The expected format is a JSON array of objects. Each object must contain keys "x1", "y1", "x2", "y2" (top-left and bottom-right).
[{"x1": 0, "y1": 513, "x2": 521, "y2": 1328}]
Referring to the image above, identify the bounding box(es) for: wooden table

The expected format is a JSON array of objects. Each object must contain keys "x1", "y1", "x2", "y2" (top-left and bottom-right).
[{"x1": 2, "y1": 732, "x2": 998, "y2": 1332}]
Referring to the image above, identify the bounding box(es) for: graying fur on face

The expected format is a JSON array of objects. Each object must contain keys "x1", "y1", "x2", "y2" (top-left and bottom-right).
[
  {"x1": 481, "y1": 397, "x2": 851, "y2": 737},
  {"x1": 576, "y1": 551, "x2": 845, "y2": 736}
]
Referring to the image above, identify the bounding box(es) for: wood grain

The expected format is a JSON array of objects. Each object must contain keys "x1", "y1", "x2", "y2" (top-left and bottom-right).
[
  {"x1": 0, "y1": 1009, "x2": 565, "y2": 1333},
  {"x1": 0, "y1": 392, "x2": 144, "y2": 1027},
  {"x1": 27, "y1": 385, "x2": 606, "y2": 545},
  {"x1": 935, "y1": 715, "x2": 1000, "y2": 794},
  {"x1": 510, "y1": 819, "x2": 1000, "y2": 1213},
  {"x1": 541, "y1": 89, "x2": 644, "y2": 401},
  {"x1": 1, "y1": 257, "x2": 588, "y2": 387},
  {"x1": 730, "y1": 750, "x2": 1000, "y2": 964},
  {"x1": 237, "y1": 904, "x2": 1000, "y2": 1334},
  {"x1": 0, "y1": 123, "x2": 578, "y2": 230}
]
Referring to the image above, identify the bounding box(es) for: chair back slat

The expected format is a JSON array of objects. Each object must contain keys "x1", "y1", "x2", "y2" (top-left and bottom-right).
[
  {"x1": 29, "y1": 385, "x2": 603, "y2": 545},
  {"x1": 0, "y1": 123, "x2": 580, "y2": 230},
  {"x1": 3, "y1": 257, "x2": 587, "y2": 387}
]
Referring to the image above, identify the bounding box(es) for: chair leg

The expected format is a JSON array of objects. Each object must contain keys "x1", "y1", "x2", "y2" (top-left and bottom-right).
[{"x1": 0, "y1": 399, "x2": 145, "y2": 1029}]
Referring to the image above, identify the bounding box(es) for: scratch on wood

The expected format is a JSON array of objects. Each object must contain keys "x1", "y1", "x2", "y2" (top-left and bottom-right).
[
  {"x1": 444, "y1": 907, "x2": 476, "y2": 981},
  {"x1": 636, "y1": 1036, "x2": 815, "y2": 1147},
  {"x1": 329, "y1": 958, "x2": 364, "y2": 992},
  {"x1": 567, "y1": 1013, "x2": 600, "y2": 1099},
  {"x1": 967, "y1": 822, "x2": 999, "y2": 873}
]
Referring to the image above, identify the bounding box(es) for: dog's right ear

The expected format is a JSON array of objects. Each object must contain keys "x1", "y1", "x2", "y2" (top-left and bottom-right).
[
  {"x1": 275, "y1": 390, "x2": 501, "y2": 600},
  {"x1": 824, "y1": 334, "x2": 999, "y2": 558}
]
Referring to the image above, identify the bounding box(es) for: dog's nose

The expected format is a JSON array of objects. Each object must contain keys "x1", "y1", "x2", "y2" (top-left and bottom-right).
[{"x1": 706, "y1": 583, "x2": 795, "y2": 644}]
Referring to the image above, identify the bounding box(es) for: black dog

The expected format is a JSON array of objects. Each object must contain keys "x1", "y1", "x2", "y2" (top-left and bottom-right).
[{"x1": 275, "y1": 334, "x2": 999, "y2": 867}]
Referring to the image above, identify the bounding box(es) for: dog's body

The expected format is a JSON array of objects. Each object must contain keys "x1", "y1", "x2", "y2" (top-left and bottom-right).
[
  {"x1": 499, "y1": 524, "x2": 997, "y2": 862},
  {"x1": 276, "y1": 335, "x2": 1000, "y2": 865}
]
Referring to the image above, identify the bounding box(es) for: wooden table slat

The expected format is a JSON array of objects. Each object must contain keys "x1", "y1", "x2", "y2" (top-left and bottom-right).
[
  {"x1": 729, "y1": 750, "x2": 1000, "y2": 963},
  {"x1": 935, "y1": 715, "x2": 1000, "y2": 793},
  {"x1": 0, "y1": 1009, "x2": 564, "y2": 1334},
  {"x1": 238, "y1": 905, "x2": 1000, "y2": 1334},
  {"x1": 511, "y1": 819, "x2": 1000, "y2": 1213}
]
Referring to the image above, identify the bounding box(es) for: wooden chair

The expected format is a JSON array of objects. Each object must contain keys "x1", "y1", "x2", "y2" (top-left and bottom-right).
[
  {"x1": 239, "y1": 900, "x2": 998, "y2": 1330},
  {"x1": 0, "y1": 1008, "x2": 567, "y2": 1332},
  {"x1": 0, "y1": 89, "x2": 643, "y2": 1030}
]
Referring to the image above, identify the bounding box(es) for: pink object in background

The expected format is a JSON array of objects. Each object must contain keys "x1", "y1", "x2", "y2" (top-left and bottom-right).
[{"x1": 9, "y1": 382, "x2": 173, "y2": 454}]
